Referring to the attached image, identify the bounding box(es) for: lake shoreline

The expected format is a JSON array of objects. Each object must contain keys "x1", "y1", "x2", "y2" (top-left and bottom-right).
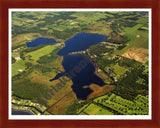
[
  {"x1": 83, "y1": 53, "x2": 115, "y2": 85},
  {"x1": 58, "y1": 51, "x2": 115, "y2": 87}
]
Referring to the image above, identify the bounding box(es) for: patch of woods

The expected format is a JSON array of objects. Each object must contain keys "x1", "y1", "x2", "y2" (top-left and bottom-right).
[
  {"x1": 110, "y1": 20, "x2": 138, "y2": 32},
  {"x1": 87, "y1": 42, "x2": 148, "y2": 101},
  {"x1": 113, "y1": 65, "x2": 148, "y2": 101},
  {"x1": 88, "y1": 44, "x2": 114, "y2": 56},
  {"x1": 98, "y1": 56, "x2": 148, "y2": 101},
  {"x1": 107, "y1": 35, "x2": 130, "y2": 44}
]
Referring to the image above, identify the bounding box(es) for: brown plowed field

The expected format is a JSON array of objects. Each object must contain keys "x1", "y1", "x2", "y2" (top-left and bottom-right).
[{"x1": 122, "y1": 47, "x2": 148, "y2": 63}]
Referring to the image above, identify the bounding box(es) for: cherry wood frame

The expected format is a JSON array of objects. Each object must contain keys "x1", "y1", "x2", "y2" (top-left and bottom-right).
[{"x1": 0, "y1": 0, "x2": 160, "y2": 128}]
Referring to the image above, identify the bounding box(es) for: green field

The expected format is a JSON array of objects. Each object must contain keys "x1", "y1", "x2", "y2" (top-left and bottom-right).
[
  {"x1": 83, "y1": 103, "x2": 114, "y2": 115},
  {"x1": 12, "y1": 60, "x2": 26, "y2": 77},
  {"x1": 124, "y1": 24, "x2": 143, "y2": 34},
  {"x1": 123, "y1": 33, "x2": 136, "y2": 41},
  {"x1": 108, "y1": 11, "x2": 119, "y2": 14},
  {"x1": 72, "y1": 12, "x2": 107, "y2": 22},
  {"x1": 114, "y1": 30, "x2": 148, "y2": 55},
  {"x1": 136, "y1": 17, "x2": 148, "y2": 24},
  {"x1": 140, "y1": 27, "x2": 148, "y2": 30},
  {"x1": 25, "y1": 45, "x2": 56, "y2": 61},
  {"x1": 93, "y1": 93, "x2": 149, "y2": 115}
]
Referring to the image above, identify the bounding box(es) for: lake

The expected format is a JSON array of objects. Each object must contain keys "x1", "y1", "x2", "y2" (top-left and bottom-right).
[
  {"x1": 26, "y1": 37, "x2": 57, "y2": 47},
  {"x1": 27, "y1": 32, "x2": 108, "y2": 99},
  {"x1": 57, "y1": 32, "x2": 107, "y2": 56},
  {"x1": 12, "y1": 109, "x2": 33, "y2": 115}
]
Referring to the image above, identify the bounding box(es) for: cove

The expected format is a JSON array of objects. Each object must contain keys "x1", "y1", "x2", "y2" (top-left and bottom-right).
[{"x1": 26, "y1": 37, "x2": 57, "y2": 47}]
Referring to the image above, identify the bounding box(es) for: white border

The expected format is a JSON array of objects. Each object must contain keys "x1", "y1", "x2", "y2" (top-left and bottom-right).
[{"x1": 9, "y1": 8, "x2": 152, "y2": 120}]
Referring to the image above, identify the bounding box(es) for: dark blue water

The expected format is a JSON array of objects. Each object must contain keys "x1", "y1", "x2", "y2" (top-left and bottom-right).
[
  {"x1": 26, "y1": 37, "x2": 57, "y2": 47},
  {"x1": 12, "y1": 109, "x2": 33, "y2": 115},
  {"x1": 50, "y1": 54, "x2": 105, "y2": 100},
  {"x1": 57, "y1": 32, "x2": 107, "y2": 56}
]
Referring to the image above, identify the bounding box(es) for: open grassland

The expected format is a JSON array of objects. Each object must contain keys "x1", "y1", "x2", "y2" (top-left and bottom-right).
[
  {"x1": 12, "y1": 67, "x2": 75, "y2": 109},
  {"x1": 47, "y1": 92, "x2": 77, "y2": 115},
  {"x1": 123, "y1": 33, "x2": 136, "y2": 41},
  {"x1": 25, "y1": 45, "x2": 56, "y2": 61},
  {"x1": 83, "y1": 103, "x2": 114, "y2": 115},
  {"x1": 12, "y1": 78, "x2": 51, "y2": 103},
  {"x1": 87, "y1": 84, "x2": 116, "y2": 99},
  {"x1": 44, "y1": 76, "x2": 74, "y2": 106},
  {"x1": 27, "y1": 70, "x2": 54, "y2": 86},
  {"x1": 12, "y1": 60, "x2": 26, "y2": 77},
  {"x1": 128, "y1": 30, "x2": 148, "y2": 49}
]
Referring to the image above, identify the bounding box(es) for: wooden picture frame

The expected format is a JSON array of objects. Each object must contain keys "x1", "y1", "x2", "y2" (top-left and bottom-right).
[{"x1": 0, "y1": 0, "x2": 160, "y2": 128}]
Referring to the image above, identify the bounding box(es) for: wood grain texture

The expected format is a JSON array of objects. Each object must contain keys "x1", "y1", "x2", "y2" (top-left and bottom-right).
[{"x1": 0, "y1": 0, "x2": 160, "y2": 128}]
